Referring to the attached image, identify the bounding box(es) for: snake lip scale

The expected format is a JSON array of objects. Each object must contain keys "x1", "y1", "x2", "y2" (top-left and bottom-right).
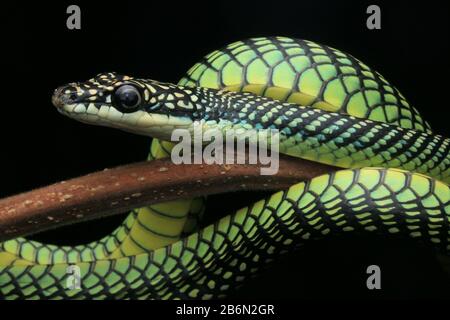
[{"x1": 0, "y1": 36, "x2": 449, "y2": 300}]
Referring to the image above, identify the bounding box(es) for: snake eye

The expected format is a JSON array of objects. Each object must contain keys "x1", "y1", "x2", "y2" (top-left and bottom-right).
[{"x1": 113, "y1": 84, "x2": 142, "y2": 112}]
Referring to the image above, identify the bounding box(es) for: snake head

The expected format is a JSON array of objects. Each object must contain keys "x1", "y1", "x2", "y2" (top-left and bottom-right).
[{"x1": 52, "y1": 72, "x2": 199, "y2": 139}]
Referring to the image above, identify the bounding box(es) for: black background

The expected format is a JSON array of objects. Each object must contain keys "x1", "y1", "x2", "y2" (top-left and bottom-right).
[{"x1": 1, "y1": 0, "x2": 449, "y2": 299}]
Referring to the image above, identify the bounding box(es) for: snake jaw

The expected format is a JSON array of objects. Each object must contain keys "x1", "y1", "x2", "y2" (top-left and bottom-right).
[{"x1": 55, "y1": 100, "x2": 193, "y2": 138}]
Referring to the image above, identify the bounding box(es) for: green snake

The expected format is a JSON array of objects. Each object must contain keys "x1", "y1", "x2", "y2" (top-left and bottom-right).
[{"x1": 0, "y1": 36, "x2": 449, "y2": 299}]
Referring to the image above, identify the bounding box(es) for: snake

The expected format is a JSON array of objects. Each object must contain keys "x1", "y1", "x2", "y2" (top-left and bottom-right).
[{"x1": 0, "y1": 36, "x2": 449, "y2": 299}]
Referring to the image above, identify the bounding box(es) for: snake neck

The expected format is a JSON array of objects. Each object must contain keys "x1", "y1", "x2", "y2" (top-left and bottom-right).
[{"x1": 177, "y1": 88, "x2": 450, "y2": 184}]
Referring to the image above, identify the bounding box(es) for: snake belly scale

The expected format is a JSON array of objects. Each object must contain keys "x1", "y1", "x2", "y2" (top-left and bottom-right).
[{"x1": 0, "y1": 37, "x2": 449, "y2": 299}]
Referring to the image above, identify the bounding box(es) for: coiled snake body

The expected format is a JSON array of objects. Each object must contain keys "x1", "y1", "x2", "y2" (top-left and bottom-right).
[{"x1": 0, "y1": 37, "x2": 449, "y2": 299}]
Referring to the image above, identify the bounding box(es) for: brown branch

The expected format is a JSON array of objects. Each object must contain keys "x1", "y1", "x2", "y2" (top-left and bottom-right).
[{"x1": 0, "y1": 155, "x2": 338, "y2": 241}]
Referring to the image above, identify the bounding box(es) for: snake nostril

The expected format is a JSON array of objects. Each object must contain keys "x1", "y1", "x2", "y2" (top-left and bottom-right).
[{"x1": 52, "y1": 85, "x2": 76, "y2": 108}]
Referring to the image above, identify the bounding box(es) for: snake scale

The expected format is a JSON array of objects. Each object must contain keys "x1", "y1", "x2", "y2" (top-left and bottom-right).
[{"x1": 0, "y1": 37, "x2": 449, "y2": 299}]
